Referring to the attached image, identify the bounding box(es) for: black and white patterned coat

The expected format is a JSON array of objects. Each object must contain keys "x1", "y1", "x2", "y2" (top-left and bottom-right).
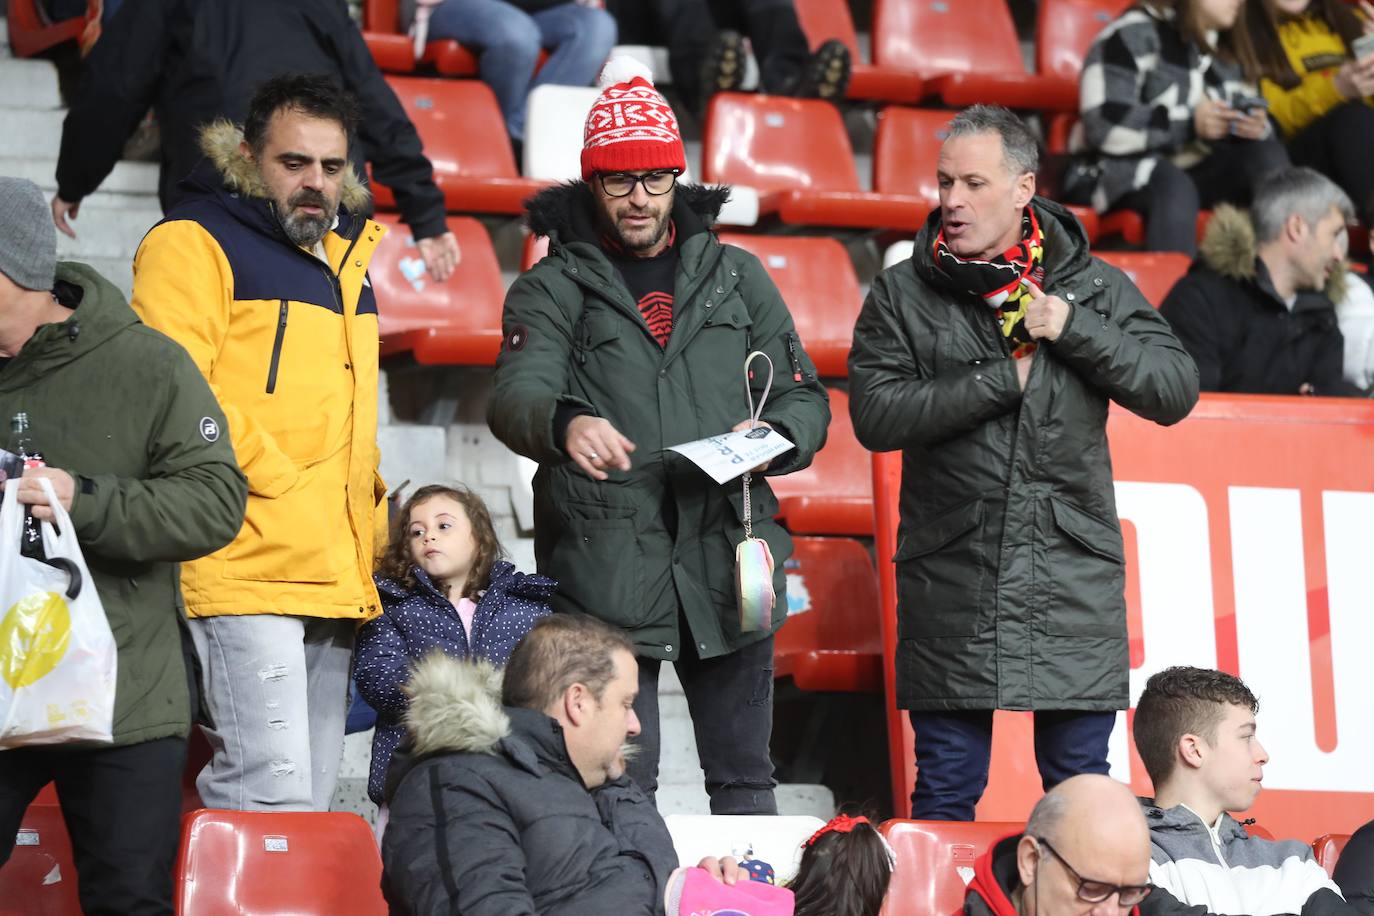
[{"x1": 1073, "y1": 3, "x2": 1257, "y2": 212}]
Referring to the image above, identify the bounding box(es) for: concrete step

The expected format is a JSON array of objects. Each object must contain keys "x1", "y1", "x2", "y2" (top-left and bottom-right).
[
  {"x1": 657, "y1": 782, "x2": 837, "y2": 819},
  {"x1": 67, "y1": 256, "x2": 132, "y2": 300},
  {"x1": 1, "y1": 156, "x2": 160, "y2": 196},
  {"x1": 0, "y1": 58, "x2": 61, "y2": 109},
  {"x1": 0, "y1": 108, "x2": 63, "y2": 158},
  {"x1": 51, "y1": 195, "x2": 161, "y2": 260}
]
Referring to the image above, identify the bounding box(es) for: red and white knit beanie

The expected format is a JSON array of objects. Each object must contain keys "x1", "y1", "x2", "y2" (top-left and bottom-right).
[{"x1": 581, "y1": 57, "x2": 686, "y2": 180}]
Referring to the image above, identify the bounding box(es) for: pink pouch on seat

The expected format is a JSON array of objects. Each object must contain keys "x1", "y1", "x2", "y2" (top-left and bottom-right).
[{"x1": 664, "y1": 867, "x2": 795, "y2": 916}]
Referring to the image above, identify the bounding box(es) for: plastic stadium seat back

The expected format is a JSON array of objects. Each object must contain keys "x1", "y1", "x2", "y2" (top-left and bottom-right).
[
  {"x1": 874, "y1": 107, "x2": 955, "y2": 207},
  {"x1": 665, "y1": 815, "x2": 825, "y2": 884},
  {"x1": 1246, "y1": 823, "x2": 1275, "y2": 841},
  {"x1": 703, "y1": 93, "x2": 860, "y2": 194},
  {"x1": 7, "y1": 0, "x2": 95, "y2": 58},
  {"x1": 791, "y1": 0, "x2": 927, "y2": 102},
  {"x1": 523, "y1": 84, "x2": 602, "y2": 181},
  {"x1": 1094, "y1": 251, "x2": 1191, "y2": 308},
  {"x1": 776, "y1": 537, "x2": 883, "y2": 692},
  {"x1": 0, "y1": 798, "x2": 81, "y2": 916},
  {"x1": 522, "y1": 234, "x2": 551, "y2": 273},
  {"x1": 1312, "y1": 833, "x2": 1350, "y2": 877},
  {"x1": 1036, "y1": 0, "x2": 1133, "y2": 85},
  {"x1": 768, "y1": 388, "x2": 874, "y2": 535},
  {"x1": 175, "y1": 809, "x2": 386, "y2": 915},
  {"x1": 873, "y1": 0, "x2": 1021, "y2": 79},
  {"x1": 374, "y1": 77, "x2": 549, "y2": 214},
  {"x1": 364, "y1": 0, "x2": 399, "y2": 31},
  {"x1": 703, "y1": 94, "x2": 928, "y2": 230},
  {"x1": 716, "y1": 234, "x2": 861, "y2": 378},
  {"x1": 879, "y1": 820, "x2": 1024, "y2": 916},
  {"x1": 372, "y1": 214, "x2": 506, "y2": 365}
]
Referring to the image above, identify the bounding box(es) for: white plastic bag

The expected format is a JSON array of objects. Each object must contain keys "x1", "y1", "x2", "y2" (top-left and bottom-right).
[{"x1": 0, "y1": 477, "x2": 116, "y2": 747}]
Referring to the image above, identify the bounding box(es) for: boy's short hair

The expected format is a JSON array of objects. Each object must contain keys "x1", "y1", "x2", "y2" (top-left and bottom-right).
[{"x1": 1133, "y1": 666, "x2": 1259, "y2": 788}]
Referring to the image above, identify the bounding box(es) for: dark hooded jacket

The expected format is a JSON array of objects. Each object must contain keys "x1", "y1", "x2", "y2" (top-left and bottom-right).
[
  {"x1": 1159, "y1": 205, "x2": 1356, "y2": 396},
  {"x1": 0, "y1": 262, "x2": 247, "y2": 745},
  {"x1": 381, "y1": 655, "x2": 680, "y2": 916},
  {"x1": 487, "y1": 182, "x2": 830, "y2": 661},
  {"x1": 1333, "y1": 819, "x2": 1374, "y2": 915},
  {"x1": 55, "y1": 0, "x2": 446, "y2": 240},
  {"x1": 848, "y1": 198, "x2": 1199, "y2": 712}
]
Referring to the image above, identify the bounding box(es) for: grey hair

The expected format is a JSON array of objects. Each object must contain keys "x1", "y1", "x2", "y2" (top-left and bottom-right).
[
  {"x1": 1252, "y1": 166, "x2": 1353, "y2": 244},
  {"x1": 945, "y1": 104, "x2": 1039, "y2": 177},
  {"x1": 1025, "y1": 789, "x2": 1070, "y2": 842}
]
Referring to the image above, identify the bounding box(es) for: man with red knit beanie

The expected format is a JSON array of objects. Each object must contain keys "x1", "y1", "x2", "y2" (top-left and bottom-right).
[{"x1": 489, "y1": 58, "x2": 830, "y2": 815}]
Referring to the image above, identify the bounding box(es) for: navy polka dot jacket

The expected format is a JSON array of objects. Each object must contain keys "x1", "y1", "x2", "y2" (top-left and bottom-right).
[{"x1": 354, "y1": 560, "x2": 556, "y2": 803}]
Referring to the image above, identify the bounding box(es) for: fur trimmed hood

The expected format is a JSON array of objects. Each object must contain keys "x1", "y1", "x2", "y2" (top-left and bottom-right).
[
  {"x1": 196, "y1": 119, "x2": 372, "y2": 212},
  {"x1": 525, "y1": 180, "x2": 732, "y2": 243},
  {"x1": 403, "y1": 653, "x2": 510, "y2": 757},
  {"x1": 1199, "y1": 204, "x2": 1348, "y2": 302}
]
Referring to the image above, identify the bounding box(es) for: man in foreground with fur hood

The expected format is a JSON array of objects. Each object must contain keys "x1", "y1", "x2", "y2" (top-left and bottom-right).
[
  {"x1": 130, "y1": 74, "x2": 389, "y2": 812},
  {"x1": 382, "y1": 613, "x2": 747, "y2": 914},
  {"x1": 1161, "y1": 167, "x2": 1359, "y2": 397},
  {"x1": 488, "y1": 59, "x2": 830, "y2": 816}
]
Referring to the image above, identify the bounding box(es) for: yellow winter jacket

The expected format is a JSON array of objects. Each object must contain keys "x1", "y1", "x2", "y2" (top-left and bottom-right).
[
  {"x1": 131, "y1": 122, "x2": 387, "y2": 620},
  {"x1": 1261, "y1": 13, "x2": 1369, "y2": 137}
]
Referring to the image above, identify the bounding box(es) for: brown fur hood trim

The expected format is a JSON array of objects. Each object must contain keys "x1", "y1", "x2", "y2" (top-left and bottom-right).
[
  {"x1": 1200, "y1": 203, "x2": 1348, "y2": 302},
  {"x1": 197, "y1": 119, "x2": 371, "y2": 212}
]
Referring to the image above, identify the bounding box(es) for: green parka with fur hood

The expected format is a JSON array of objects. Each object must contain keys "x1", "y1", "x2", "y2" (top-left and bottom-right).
[
  {"x1": 0, "y1": 263, "x2": 247, "y2": 744},
  {"x1": 849, "y1": 198, "x2": 1199, "y2": 712},
  {"x1": 488, "y1": 182, "x2": 830, "y2": 661}
]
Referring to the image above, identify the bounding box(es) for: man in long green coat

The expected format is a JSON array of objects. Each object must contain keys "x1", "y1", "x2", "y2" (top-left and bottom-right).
[
  {"x1": 848, "y1": 105, "x2": 1199, "y2": 821},
  {"x1": 488, "y1": 61, "x2": 829, "y2": 814}
]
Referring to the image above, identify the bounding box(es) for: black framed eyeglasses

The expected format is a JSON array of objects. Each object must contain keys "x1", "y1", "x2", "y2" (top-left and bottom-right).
[
  {"x1": 1036, "y1": 837, "x2": 1153, "y2": 907},
  {"x1": 598, "y1": 170, "x2": 680, "y2": 198}
]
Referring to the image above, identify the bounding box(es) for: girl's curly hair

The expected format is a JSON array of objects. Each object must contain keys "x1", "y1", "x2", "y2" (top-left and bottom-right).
[{"x1": 376, "y1": 484, "x2": 505, "y2": 600}]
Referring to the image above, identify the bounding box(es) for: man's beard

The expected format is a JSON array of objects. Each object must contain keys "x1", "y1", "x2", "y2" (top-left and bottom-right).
[
  {"x1": 606, "y1": 206, "x2": 670, "y2": 253},
  {"x1": 278, "y1": 189, "x2": 337, "y2": 247}
]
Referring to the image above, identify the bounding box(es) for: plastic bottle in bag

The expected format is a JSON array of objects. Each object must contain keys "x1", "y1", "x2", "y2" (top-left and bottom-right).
[{"x1": 10, "y1": 414, "x2": 45, "y2": 560}]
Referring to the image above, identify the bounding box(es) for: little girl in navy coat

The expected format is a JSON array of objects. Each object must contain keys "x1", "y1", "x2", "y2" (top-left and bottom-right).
[{"x1": 355, "y1": 484, "x2": 554, "y2": 806}]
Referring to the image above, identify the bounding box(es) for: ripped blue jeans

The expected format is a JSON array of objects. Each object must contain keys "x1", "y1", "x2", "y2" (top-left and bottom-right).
[{"x1": 189, "y1": 615, "x2": 354, "y2": 811}]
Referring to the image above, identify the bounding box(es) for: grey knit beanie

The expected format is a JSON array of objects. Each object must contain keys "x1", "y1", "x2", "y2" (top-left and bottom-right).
[{"x1": 0, "y1": 177, "x2": 57, "y2": 292}]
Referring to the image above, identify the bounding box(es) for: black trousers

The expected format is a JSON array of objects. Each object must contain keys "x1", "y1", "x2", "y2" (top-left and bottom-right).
[
  {"x1": 626, "y1": 631, "x2": 778, "y2": 815},
  {"x1": 606, "y1": 0, "x2": 811, "y2": 101},
  {"x1": 1289, "y1": 101, "x2": 1374, "y2": 225},
  {"x1": 0, "y1": 736, "x2": 187, "y2": 916},
  {"x1": 1122, "y1": 134, "x2": 1290, "y2": 256}
]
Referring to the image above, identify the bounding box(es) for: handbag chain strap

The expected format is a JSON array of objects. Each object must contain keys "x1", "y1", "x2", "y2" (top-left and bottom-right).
[{"x1": 741, "y1": 350, "x2": 774, "y2": 541}]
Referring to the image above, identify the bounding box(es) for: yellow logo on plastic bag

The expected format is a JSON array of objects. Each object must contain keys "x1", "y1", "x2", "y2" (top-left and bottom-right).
[{"x1": 0, "y1": 592, "x2": 71, "y2": 689}]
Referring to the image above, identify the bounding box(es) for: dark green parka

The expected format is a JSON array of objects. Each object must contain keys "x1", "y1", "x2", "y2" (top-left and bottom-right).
[
  {"x1": 848, "y1": 199, "x2": 1198, "y2": 711},
  {"x1": 0, "y1": 263, "x2": 247, "y2": 744},
  {"x1": 488, "y1": 183, "x2": 830, "y2": 661}
]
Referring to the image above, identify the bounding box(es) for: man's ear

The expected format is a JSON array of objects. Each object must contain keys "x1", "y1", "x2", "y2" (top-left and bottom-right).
[
  {"x1": 562, "y1": 683, "x2": 589, "y2": 728},
  {"x1": 1178, "y1": 732, "x2": 1207, "y2": 771},
  {"x1": 1016, "y1": 835, "x2": 1041, "y2": 892},
  {"x1": 1286, "y1": 212, "x2": 1308, "y2": 245},
  {"x1": 1014, "y1": 172, "x2": 1037, "y2": 210},
  {"x1": 238, "y1": 139, "x2": 255, "y2": 163}
]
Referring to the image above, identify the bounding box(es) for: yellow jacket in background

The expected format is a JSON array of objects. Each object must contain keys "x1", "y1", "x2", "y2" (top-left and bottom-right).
[
  {"x1": 1262, "y1": 13, "x2": 1370, "y2": 137},
  {"x1": 131, "y1": 121, "x2": 387, "y2": 621}
]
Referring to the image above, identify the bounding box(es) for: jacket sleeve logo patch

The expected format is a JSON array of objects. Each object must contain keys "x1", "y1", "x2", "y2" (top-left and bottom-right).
[
  {"x1": 505, "y1": 325, "x2": 529, "y2": 352},
  {"x1": 200, "y1": 417, "x2": 221, "y2": 442}
]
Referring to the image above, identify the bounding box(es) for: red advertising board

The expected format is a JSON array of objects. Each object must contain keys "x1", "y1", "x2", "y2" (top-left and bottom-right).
[{"x1": 874, "y1": 394, "x2": 1374, "y2": 841}]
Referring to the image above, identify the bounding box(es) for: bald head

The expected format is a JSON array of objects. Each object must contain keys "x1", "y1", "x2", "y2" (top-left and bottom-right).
[{"x1": 1018, "y1": 776, "x2": 1152, "y2": 915}]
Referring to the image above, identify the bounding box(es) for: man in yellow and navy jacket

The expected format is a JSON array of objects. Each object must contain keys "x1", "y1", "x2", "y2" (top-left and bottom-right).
[{"x1": 130, "y1": 74, "x2": 387, "y2": 811}]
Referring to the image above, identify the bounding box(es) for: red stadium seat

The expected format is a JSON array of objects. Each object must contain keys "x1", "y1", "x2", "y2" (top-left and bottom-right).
[
  {"x1": 873, "y1": 0, "x2": 1078, "y2": 112},
  {"x1": 1098, "y1": 209, "x2": 1213, "y2": 248},
  {"x1": 6, "y1": 0, "x2": 98, "y2": 58},
  {"x1": 1035, "y1": 0, "x2": 1134, "y2": 103},
  {"x1": 0, "y1": 791, "x2": 81, "y2": 916},
  {"x1": 1094, "y1": 251, "x2": 1192, "y2": 308},
  {"x1": 769, "y1": 388, "x2": 874, "y2": 535},
  {"x1": 521, "y1": 233, "x2": 551, "y2": 273},
  {"x1": 1313, "y1": 833, "x2": 1350, "y2": 877},
  {"x1": 363, "y1": 0, "x2": 478, "y2": 76},
  {"x1": 879, "y1": 819, "x2": 1024, "y2": 916},
  {"x1": 776, "y1": 537, "x2": 883, "y2": 692},
  {"x1": 717, "y1": 234, "x2": 862, "y2": 378},
  {"x1": 703, "y1": 93, "x2": 926, "y2": 231},
  {"x1": 175, "y1": 809, "x2": 386, "y2": 915},
  {"x1": 874, "y1": 106, "x2": 1099, "y2": 240},
  {"x1": 375, "y1": 77, "x2": 550, "y2": 214},
  {"x1": 372, "y1": 214, "x2": 506, "y2": 365},
  {"x1": 792, "y1": 0, "x2": 927, "y2": 103}
]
